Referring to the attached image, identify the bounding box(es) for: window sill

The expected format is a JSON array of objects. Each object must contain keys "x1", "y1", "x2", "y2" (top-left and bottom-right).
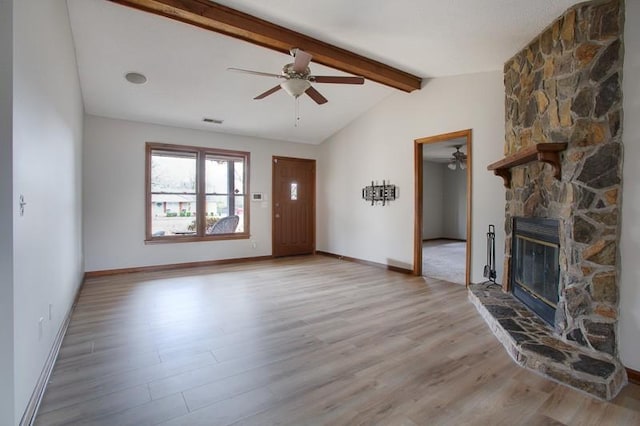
[{"x1": 144, "y1": 232, "x2": 250, "y2": 244}]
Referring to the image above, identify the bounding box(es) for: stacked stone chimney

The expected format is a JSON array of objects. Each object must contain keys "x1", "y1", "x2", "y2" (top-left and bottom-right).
[{"x1": 502, "y1": 0, "x2": 624, "y2": 357}]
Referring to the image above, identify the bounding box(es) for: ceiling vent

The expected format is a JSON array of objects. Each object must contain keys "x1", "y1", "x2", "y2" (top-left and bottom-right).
[{"x1": 203, "y1": 118, "x2": 223, "y2": 124}]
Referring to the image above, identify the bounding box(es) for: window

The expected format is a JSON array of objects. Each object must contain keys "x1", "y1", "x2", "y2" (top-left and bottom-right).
[{"x1": 146, "y1": 143, "x2": 249, "y2": 242}]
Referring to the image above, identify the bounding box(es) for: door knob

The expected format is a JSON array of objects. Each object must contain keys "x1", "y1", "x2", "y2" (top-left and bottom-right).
[{"x1": 275, "y1": 213, "x2": 280, "y2": 218}]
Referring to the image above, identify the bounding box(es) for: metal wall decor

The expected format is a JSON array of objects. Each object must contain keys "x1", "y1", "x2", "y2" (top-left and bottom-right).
[{"x1": 362, "y1": 180, "x2": 397, "y2": 206}]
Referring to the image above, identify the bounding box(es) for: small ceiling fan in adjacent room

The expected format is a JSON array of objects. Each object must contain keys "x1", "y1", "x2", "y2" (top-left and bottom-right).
[
  {"x1": 448, "y1": 145, "x2": 467, "y2": 170},
  {"x1": 227, "y1": 48, "x2": 365, "y2": 105}
]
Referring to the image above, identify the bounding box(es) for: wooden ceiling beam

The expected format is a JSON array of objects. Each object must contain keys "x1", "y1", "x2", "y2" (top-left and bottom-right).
[{"x1": 107, "y1": 0, "x2": 422, "y2": 92}]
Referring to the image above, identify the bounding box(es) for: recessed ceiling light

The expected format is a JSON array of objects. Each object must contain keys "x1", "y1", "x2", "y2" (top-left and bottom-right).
[
  {"x1": 125, "y1": 72, "x2": 147, "y2": 84},
  {"x1": 203, "y1": 118, "x2": 223, "y2": 124}
]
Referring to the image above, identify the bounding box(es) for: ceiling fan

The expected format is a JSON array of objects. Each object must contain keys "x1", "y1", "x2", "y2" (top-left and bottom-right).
[
  {"x1": 227, "y1": 48, "x2": 365, "y2": 105},
  {"x1": 448, "y1": 145, "x2": 467, "y2": 170}
]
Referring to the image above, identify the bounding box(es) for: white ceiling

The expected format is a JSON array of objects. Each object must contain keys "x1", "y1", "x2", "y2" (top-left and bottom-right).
[
  {"x1": 422, "y1": 137, "x2": 467, "y2": 164},
  {"x1": 67, "y1": 0, "x2": 579, "y2": 145},
  {"x1": 211, "y1": 0, "x2": 579, "y2": 78}
]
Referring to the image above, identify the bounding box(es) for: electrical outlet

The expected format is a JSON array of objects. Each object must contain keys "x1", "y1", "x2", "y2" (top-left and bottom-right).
[
  {"x1": 251, "y1": 240, "x2": 257, "y2": 249},
  {"x1": 38, "y1": 317, "x2": 44, "y2": 340}
]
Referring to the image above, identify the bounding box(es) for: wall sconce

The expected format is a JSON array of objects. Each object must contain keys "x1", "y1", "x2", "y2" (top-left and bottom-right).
[{"x1": 362, "y1": 180, "x2": 397, "y2": 206}]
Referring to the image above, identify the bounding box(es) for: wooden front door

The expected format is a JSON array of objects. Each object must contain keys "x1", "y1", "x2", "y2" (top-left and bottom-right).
[{"x1": 272, "y1": 156, "x2": 315, "y2": 257}]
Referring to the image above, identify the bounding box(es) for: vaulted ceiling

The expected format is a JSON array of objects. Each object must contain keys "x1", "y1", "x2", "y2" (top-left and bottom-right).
[{"x1": 67, "y1": 0, "x2": 579, "y2": 144}]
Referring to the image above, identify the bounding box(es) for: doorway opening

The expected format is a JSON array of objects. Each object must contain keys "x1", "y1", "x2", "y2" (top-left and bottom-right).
[{"x1": 414, "y1": 130, "x2": 472, "y2": 286}]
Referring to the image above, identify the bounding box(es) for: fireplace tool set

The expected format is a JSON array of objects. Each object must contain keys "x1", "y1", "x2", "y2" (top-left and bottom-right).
[{"x1": 483, "y1": 224, "x2": 497, "y2": 284}]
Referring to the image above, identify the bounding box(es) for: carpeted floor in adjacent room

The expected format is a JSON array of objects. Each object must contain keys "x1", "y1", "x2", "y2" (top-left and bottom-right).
[{"x1": 422, "y1": 239, "x2": 466, "y2": 285}]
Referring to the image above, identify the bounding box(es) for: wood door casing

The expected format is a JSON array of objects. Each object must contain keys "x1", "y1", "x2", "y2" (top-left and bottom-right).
[
  {"x1": 414, "y1": 129, "x2": 472, "y2": 286},
  {"x1": 272, "y1": 157, "x2": 316, "y2": 257}
]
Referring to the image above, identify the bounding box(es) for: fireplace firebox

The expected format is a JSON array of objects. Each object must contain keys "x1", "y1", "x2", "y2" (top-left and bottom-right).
[{"x1": 511, "y1": 217, "x2": 560, "y2": 326}]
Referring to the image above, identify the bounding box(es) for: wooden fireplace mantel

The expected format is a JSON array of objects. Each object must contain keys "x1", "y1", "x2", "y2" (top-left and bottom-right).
[{"x1": 487, "y1": 143, "x2": 567, "y2": 188}]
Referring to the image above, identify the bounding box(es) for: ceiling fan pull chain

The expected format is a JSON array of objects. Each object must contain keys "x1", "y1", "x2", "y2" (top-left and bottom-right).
[{"x1": 295, "y1": 97, "x2": 301, "y2": 127}]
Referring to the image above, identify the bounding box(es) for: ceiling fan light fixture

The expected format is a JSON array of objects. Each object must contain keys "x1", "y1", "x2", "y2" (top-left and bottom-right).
[
  {"x1": 448, "y1": 145, "x2": 467, "y2": 171},
  {"x1": 280, "y1": 79, "x2": 311, "y2": 98}
]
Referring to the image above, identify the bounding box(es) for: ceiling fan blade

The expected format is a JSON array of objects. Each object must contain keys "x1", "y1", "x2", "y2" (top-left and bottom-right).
[
  {"x1": 310, "y1": 76, "x2": 365, "y2": 85},
  {"x1": 305, "y1": 86, "x2": 328, "y2": 105},
  {"x1": 292, "y1": 49, "x2": 312, "y2": 73},
  {"x1": 227, "y1": 67, "x2": 283, "y2": 79},
  {"x1": 254, "y1": 85, "x2": 282, "y2": 100}
]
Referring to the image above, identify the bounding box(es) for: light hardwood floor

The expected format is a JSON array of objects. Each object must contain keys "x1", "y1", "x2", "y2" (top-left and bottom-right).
[{"x1": 36, "y1": 256, "x2": 640, "y2": 425}]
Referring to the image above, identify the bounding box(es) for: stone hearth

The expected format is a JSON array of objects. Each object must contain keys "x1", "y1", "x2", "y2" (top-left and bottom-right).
[
  {"x1": 472, "y1": 0, "x2": 627, "y2": 400},
  {"x1": 469, "y1": 283, "x2": 626, "y2": 399}
]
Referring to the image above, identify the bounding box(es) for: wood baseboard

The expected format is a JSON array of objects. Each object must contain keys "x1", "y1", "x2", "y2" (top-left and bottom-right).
[
  {"x1": 316, "y1": 251, "x2": 413, "y2": 275},
  {"x1": 19, "y1": 278, "x2": 85, "y2": 426},
  {"x1": 627, "y1": 367, "x2": 640, "y2": 385},
  {"x1": 84, "y1": 255, "x2": 274, "y2": 278}
]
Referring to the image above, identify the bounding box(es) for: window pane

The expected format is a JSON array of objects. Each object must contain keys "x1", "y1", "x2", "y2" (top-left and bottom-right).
[
  {"x1": 203, "y1": 195, "x2": 245, "y2": 234},
  {"x1": 290, "y1": 182, "x2": 298, "y2": 200},
  {"x1": 205, "y1": 195, "x2": 243, "y2": 235},
  {"x1": 234, "y1": 160, "x2": 244, "y2": 194},
  {"x1": 234, "y1": 195, "x2": 245, "y2": 232},
  {"x1": 150, "y1": 194, "x2": 197, "y2": 236},
  {"x1": 205, "y1": 195, "x2": 228, "y2": 232},
  {"x1": 206, "y1": 157, "x2": 228, "y2": 194},
  {"x1": 151, "y1": 151, "x2": 196, "y2": 193}
]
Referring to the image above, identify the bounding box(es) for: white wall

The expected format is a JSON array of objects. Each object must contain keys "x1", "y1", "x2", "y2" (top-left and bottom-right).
[
  {"x1": 619, "y1": 0, "x2": 640, "y2": 371},
  {"x1": 442, "y1": 167, "x2": 467, "y2": 239},
  {"x1": 421, "y1": 161, "x2": 467, "y2": 241},
  {"x1": 422, "y1": 161, "x2": 444, "y2": 239},
  {"x1": 83, "y1": 115, "x2": 318, "y2": 271},
  {"x1": 318, "y1": 71, "x2": 505, "y2": 280},
  {"x1": 12, "y1": 0, "x2": 84, "y2": 422},
  {"x1": 0, "y1": 1, "x2": 15, "y2": 424}
]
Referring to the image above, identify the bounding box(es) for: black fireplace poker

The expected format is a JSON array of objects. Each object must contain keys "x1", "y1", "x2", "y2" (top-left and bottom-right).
[{"x1": 483, "y1": 224, "x2": 497, "y2": 284}]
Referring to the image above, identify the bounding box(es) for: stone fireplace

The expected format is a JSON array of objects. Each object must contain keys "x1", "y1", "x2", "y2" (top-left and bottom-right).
[{"x1": 469, "y1": 0, "x2": 627, "y2": 399}]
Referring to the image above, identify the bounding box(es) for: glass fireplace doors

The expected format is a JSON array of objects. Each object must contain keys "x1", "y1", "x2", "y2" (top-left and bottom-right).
[{"x1": 511, "y1": 217, "x2": 560, "y2": 326}]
